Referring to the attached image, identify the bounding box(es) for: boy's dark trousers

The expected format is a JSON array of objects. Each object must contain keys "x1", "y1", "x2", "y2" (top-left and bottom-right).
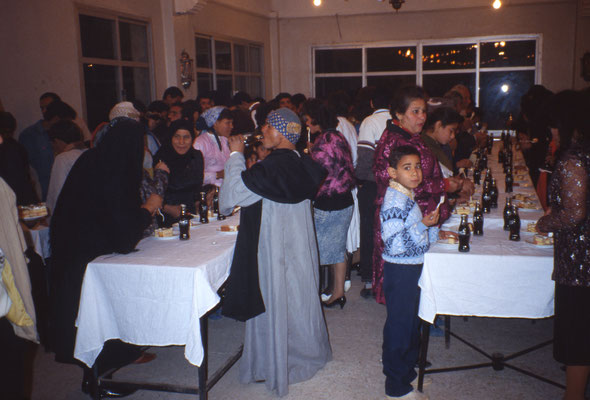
[{"x1": 382, "y1": 261, "x2": 423, "y2": 397}]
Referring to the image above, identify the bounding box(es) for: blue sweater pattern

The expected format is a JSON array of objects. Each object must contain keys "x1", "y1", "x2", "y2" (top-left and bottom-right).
[{"x1": 381, "y1": 187, "x2": 439, "y2": 265}]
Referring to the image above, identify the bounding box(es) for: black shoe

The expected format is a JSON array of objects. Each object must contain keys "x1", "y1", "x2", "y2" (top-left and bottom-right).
[
  {"x1": 323, "y1": 296, "x2": 346, "y2": 309},
  {"x1": 415, "y1": 360, "x2": 432, "y2": 369},
  {"x1": 360, "y1": 287, "x2": 373, "y2": 299}
]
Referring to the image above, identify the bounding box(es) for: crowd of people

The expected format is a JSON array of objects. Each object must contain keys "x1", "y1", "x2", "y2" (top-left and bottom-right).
[{"x1": 0, "y1": 81, "x2": 589, "y2": 400}]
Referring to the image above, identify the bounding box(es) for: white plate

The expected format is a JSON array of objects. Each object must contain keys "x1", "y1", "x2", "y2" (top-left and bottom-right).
[
  {"x1": 515, "y1": 205, "x2": 541, "y2": 212},
  {"x1": 217, "y1": 229, "x2": 238, "y2": 235},
  {"x1": 436, "y1": 240, "x2": 459, "y2": 247},
  {"x1": 153, "y1": 235, "x2": 177, "y2": 240},
  {"x1": 525, "y1": 237, "x2": 553, "y2": 248},
  {"x1": 21, "y1": 215, "x2": 46, "y2": 221}
]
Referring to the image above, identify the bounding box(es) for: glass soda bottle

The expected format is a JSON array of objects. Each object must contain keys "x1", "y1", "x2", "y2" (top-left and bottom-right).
[
  {"x1": 472, "y1": 202, "x2": 484, "y2": 236},
  {"x1": 508, "y1": 205, "x2": 521, "y2": 241},
  {"x1": 503, "y1": 197, "x2": 513, "y2": 231},
  {"x1": 458, "y1": 214, "x2": 471, "y2": 252},
  {"x1": 199, "y1": 191, "x2": 209, "y2": 224},
  {"x1": 179, "y1": 204, "x2": 190, "y2": 240}
]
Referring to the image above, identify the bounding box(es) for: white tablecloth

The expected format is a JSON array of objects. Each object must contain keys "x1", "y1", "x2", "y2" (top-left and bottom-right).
[
  {"x1": 21, "y1": 223, "x2": 51, "y2": 260},
  {"x1": 74, "y1": 214, "x2": 239, "y2": 368},
  {"x1": 419, "y1": 144, "x2": 554, "y2": 323}
]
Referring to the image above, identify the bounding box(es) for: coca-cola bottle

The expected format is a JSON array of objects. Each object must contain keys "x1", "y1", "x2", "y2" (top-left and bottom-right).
[
  {"x1": 482, "y1": 181, "x2": 491, "y2": 214},
  {"x1": 503, "y1": 197, "x2": 513, "y2": 231},
  {"x1": 179, "y1": 204, "x2": 190, "y2": 240},
  {"x1": 508, "y1": 205, "x2": 521, "y2": 241},
  {"x1": 472, "y1": 202, "x2": 484, "y2": 236},
  {"x1": 458, "y1": 214, "x2": 471, "y2": 252},
  {"x1": 490, "y1": 178, "x2": 499, "y2": 208},
  {"x1": 505, "y1": 166, "x2": 514, "y2": 193},
  {"x1": 199, "y1": 191, "x2": 209, "y2": 224}
]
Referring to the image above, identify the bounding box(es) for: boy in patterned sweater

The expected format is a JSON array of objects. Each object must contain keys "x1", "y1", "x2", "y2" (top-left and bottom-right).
[{"x1": 380, "y1": 145, "x2": 441, "y2": 400}]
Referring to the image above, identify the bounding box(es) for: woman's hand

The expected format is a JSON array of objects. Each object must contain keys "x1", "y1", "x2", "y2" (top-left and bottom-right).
[
  {"x1": 155, "y1": 161, "x2": 170, "y2": 174},
  {"x1": 228, "y1": 135, "x2": 245, "y2": 153},
  {"x1": 163, "y1": 204, "x2": 181, "y2": 218},
  {"x1": 142, "y1": 194, "x2": 163, "y2": 215},
  {"x1": 422, "y1": 208, "x2": 440, "y2": 227}
]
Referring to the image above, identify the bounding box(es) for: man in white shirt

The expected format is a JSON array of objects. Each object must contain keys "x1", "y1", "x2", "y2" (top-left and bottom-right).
[
  {"x1": 46, "y1": 120, "x2": 86, "y2": 219},
  {"x1": 355, "y1": 87, "x2": 392, "y2": 298}
]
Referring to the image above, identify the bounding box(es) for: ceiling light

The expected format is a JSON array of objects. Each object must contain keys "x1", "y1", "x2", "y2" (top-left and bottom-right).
[
  {"x1": 313, "y1": 0, "x2": 321, "y2": 6},
  {"x1": 493, "y1": 0, "x2": 501, "y2": 9}
]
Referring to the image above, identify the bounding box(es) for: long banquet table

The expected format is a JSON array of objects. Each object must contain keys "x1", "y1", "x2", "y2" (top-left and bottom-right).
[
  {"x1": 416, "y1": 141, "x2": 561, "y2": 390},
  {"x1": 74, "y1": 213, "x2": 241, "y2": 399}
]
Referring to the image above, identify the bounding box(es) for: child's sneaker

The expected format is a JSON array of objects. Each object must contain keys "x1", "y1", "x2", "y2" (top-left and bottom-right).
[{"x1": 385, "y1": 389, "x2": 429, "y2": 400}]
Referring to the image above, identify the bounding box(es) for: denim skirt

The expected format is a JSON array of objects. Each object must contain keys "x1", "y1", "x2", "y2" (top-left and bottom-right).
[{"x1": 313, "y1": 206, "x2": 353, "y2": 265}]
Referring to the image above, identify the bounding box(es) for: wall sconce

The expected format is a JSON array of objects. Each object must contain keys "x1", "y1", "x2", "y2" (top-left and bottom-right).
[
  {"x1": 390, "y1": 0, "x2": 405, "y2": 11},
  {"x1": 179, "y1": 50, "x2": 194, "y2": 89}
]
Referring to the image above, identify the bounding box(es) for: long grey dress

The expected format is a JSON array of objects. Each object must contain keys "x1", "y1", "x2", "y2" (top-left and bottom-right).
[{"x1": 220, "y1": 152, "x2": 332, "y2": 397}]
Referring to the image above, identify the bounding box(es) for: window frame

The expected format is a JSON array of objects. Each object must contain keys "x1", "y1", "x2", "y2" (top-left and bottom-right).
[
  {"x1": 194, "y1": 34, "x2": 264, "y2": 98},
  {"x1": 312, "y1": 34, "x2": 541, "y2": 108},
  {"x1": 76, "y1": 6, "x2": 155, "y2": 127}
]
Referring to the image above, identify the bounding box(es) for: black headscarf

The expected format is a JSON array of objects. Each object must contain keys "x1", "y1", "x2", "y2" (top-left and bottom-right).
[{"x1": 153, "y1": 120, "x2": 204, "y2": 213}]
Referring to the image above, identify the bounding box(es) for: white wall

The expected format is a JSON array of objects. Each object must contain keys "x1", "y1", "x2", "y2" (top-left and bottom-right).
[
  {"x1": 272, "y1": 1, "x2": 580, "y2": 96},
  {"x1": 0, "y1": 0, "x2": 174, "y2": 135},
  {"x1": 174, "y1": 1, "x2": 274, "y2": 99}
]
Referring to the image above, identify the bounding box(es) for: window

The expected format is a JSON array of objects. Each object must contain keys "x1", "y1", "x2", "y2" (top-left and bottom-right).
[
  {"x1": 313, "y1": 36, "x2": 539, "y2": 130},
  {"x1": 78, "y1": 12, "x2": 153, "y2": 131},
  {"x1": 195, "y1": 35, "x2": 264, "y2": 102}
]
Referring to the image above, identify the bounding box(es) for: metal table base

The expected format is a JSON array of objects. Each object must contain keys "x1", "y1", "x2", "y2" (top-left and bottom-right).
[
  {"x1": 417, "y1": 316, "x2": 565, "y2": 392},
  {"x1": 86, "y1": 307, "x2": 242, "y2": 400}
]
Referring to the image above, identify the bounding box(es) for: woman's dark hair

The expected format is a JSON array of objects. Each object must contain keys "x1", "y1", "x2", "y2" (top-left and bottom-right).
[
  {"x1": 390, "y1": 85, "x2": 427, "y2": 120},
  {"x1": 48, "y1": 120, "x2": 83, "y2": 144},
  {"x1": 545, "y1": 90, "x2": 582, "y2": 157},
  {"x1": 217, "y1": 108, "x2": 234, "y2": 123},
  {"x1": 169, "y1": 119, "x2": 196, "y2": 140},
  {"x1": 147, "y1": 100, "x2": 170, "y2": 113},
  {"x1": 45, "y1": 100, "x2": 77, "y2": 120},
  {"x1": 301, "y1": 98, "x2": 338, "y2": 131},
  {"x1": 327, "y1": 90, "x2": 352, "y2": 117},
  {"x1": 255, "y1": 100, "x2": 277, "y2": 128},
  {"x1": 424, "y1": 107, "x2": 464, "y2": 131},
  {"x1": 387, "y1": 145, "x2": 420, "y2": 168},
  {"x1": 0, "y1": 111, "x2": 16, "y2": 137},
  {"x1": 181, "y1": 100, "x2": 200, "y2": 125}
]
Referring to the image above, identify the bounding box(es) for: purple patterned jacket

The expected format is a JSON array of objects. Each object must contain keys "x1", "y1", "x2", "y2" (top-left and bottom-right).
[{"x1": 310, "y1": 129, "x2": 356, "y2": 199}]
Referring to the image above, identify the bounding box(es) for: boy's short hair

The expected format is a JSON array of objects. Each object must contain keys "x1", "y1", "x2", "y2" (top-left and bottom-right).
[{"x1": 387, "y1": 145, "x2": 420, "y2": 168}]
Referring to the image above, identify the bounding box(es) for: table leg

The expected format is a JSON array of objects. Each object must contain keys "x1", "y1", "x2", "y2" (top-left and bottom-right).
[
  {"x1": 444, "y1": 315, "x2": 451, "y2": 349},
  {"x1": 199, "y1": 315, "x2": 209, "y2": 400},
  {"x1": 417, "y1": 320, "x2": 431, "y2": 392}
]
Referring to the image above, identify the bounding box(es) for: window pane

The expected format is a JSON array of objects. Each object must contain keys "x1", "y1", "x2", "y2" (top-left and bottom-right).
[
  {"x1": 119, "y1": 22, "x2": 148, "y2": 62},
  {"x1": 197, "y1": 72, "x2": 213, "y2": 94},
  {"x1": 249, "y1": 46, "x2": 262, "y2": 73},
  {"x1": 234, "y1": 44, "x2": 247, "y2": 72},
  {"x1": 79, "y1": 15, "x2": 116, "y2": 59},
  {"x1": 216, "y1": 74, "x2": 233, "y2": 104},
  {"x1": 83, "y1": 63, "x2": 118, "y2": 131},
  {"x1": 367, "y1": 47, "x2": 416, "y2": 72},
  {"x1": 235, "y1": 75, "x2": 248, "y2": 93},
  {"x1": 422, "y1": 73, "x2": 476, "y2": 99},
  {"x1": 195, "y1": 37, "x2": 212, "y2": 69},
  {"x1": 249, "y1": 76, "x2": 263, "y2": 98},
  {"x1": 122, "y1": 67, "x2": 151, "y2": 106},
  {"x1": 366, "y1": 75, "x2": 416, "y2": 94},
  {"x1": 215, "y1": 40, "x2": 232, "y2": 71},
  {"x1": 479, "y1": 70, "x2": 535, "y2": 130},
  {"x1": 423, "y1": 44, "x2": 476, "y2": 71},
  {"x1": 315, "y1": 77, "x2": 362, "y2": 98},
  {"x1": 315, "y1": 49, "x2": 362, "y2": 73},
  {"x1": 480, "y1": 40, "x2": 536, "y2": 68}
]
